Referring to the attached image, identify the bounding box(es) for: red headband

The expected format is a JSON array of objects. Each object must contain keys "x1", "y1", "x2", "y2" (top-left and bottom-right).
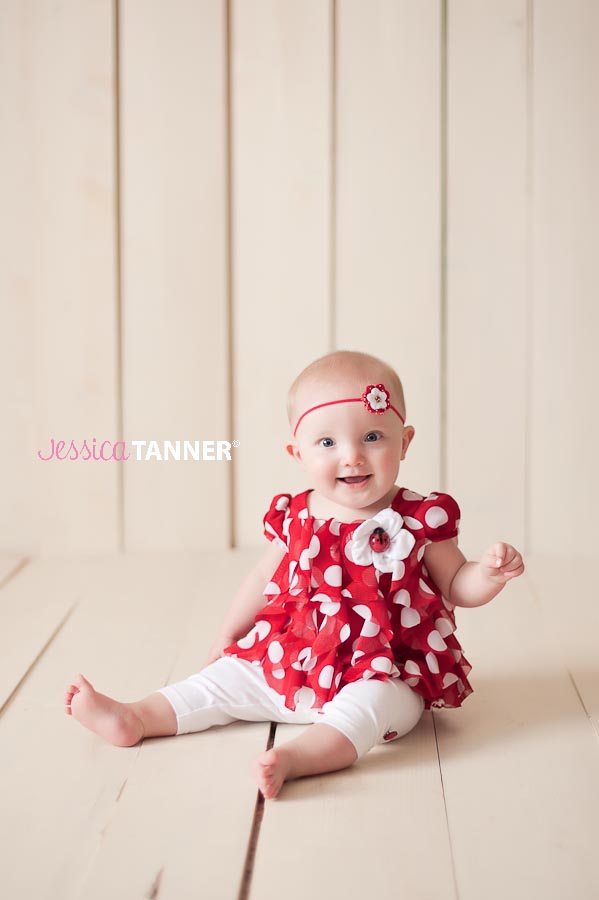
[{"x1": 293, "y1": 383, "x2": 405, "y2": 437}]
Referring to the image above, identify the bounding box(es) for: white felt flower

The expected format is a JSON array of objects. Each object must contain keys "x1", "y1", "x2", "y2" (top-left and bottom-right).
[
  {"x1": 351, "y1": 508, "x2": 416, "y2": 574},
  {"x1": 363, "y1": 384, "x2": 390, "y2": 412}
]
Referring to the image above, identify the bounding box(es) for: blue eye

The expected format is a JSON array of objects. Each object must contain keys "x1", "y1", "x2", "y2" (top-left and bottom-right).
[
  {"x1": 319, "y1": 438, "x2": 335, "y2": 448},
  {"x1": 365, "y1": 432, "x2": 381, "y2": 442}
]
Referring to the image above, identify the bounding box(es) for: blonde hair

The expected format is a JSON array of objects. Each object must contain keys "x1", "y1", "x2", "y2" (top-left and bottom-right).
[{"x1": 287, "y1": 350, "x2": 407, "y2": 429}]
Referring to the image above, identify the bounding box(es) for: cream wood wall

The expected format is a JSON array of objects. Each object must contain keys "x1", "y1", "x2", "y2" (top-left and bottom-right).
[{"x1": 1, "y1": 0, "x2": 596, "y2": 559}]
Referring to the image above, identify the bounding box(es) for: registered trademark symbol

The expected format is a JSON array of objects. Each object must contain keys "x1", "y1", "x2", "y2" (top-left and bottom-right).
[{"x1": 232, "y1": 440, "x2": 240, "y2": 448}]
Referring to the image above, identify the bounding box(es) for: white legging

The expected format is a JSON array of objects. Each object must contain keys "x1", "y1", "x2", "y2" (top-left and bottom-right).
[{"x1": 157, "y1": 656, "x2": 425, "y2": 760}]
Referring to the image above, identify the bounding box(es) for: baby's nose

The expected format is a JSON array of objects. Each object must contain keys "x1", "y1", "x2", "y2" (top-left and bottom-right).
[{"x1": 342, "y1": 445, "x2": 365, "y2": 466}]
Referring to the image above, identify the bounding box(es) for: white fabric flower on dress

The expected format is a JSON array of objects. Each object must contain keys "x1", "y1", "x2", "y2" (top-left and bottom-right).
[{"x1": 351, "y1": 509, "x2": 416, "y2": 574}]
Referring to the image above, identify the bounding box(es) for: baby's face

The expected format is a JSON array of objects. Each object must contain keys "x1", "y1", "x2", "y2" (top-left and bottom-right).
[{"x1": 287, "y1": 382, "x2": 413, "y2": 512}]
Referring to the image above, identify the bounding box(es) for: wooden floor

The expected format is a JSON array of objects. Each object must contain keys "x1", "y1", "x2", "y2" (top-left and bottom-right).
[{"x1": 0, "y1": 549, "x2": 598, "y2": 899}]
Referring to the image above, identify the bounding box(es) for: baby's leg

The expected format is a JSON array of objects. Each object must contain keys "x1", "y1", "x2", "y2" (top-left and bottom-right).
[
  {"x1": 256, "y1": 676, "x2": 424, "y2": 799},
  {"x1": 254, "y1": 722, "x2": 359, "y2": 800},
  {"x1": 65, "y1": 656, "x2": 285, "y2": 747},
  {"x1": 65, "y1": 674, "x2": 177, "y2": 747},
  {"x1": 308, "y1": 675, "x2": 425, "y2": 759}
]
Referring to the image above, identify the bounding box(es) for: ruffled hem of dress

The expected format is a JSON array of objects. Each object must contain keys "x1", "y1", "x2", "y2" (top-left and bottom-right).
[
  {"x1": 394, "y1": 648, "x2": 474, "y2": 710},
  {"x1": 223, "y1": 585, "x2": 475, "y2": 712},
  {"x1": 222, "y1": 591, "x2": 402, "y2": 711}
]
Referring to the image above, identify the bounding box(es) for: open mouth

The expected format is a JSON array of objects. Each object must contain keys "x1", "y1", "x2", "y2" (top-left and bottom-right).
[{"x1": 338, "y1": 475, "x2": 371, "y2": 484}]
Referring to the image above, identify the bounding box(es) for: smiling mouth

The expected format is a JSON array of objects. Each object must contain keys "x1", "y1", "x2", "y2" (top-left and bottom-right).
[{"x1": 338, "y1": 475, "x2": 371, "y2": 484}]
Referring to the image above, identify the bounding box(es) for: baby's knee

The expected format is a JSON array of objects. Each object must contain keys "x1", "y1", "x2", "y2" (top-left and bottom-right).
[
  {"x1": 377, "y1": 677, "x2": 425, "y2": 741},
  {"x1": 314, "y1": 676, "x2": 423, "y2": 760},
  {"x1": 344, "y1": 676, "x2": 424, "y2": 752}
]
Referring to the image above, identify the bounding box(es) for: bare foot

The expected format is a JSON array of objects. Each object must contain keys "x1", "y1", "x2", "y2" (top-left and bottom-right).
[
  {"x1": 64, "y1": 673, "x2": 144, "y2": 747},
  {"x1": 251, "y1": 746, "x2": 295, "y2": 800}
]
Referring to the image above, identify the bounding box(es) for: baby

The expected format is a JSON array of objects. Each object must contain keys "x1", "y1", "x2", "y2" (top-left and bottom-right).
[{"x1": 65, "y1": 350, "x2": 524, "y2": 800}]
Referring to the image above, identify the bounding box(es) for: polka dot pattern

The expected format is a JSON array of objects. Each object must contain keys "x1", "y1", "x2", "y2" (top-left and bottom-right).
[{"x1": 222, "y1": 487, "x2": 474, "y2": 712}]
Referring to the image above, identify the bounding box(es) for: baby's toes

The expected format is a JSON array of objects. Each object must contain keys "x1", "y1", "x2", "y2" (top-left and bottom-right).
[
  {"x1": 64, "y1": 683, "x2": 81, "y2": 713},
  {"x1": 261, "y1": 766, "x2": 275, "y2": 784}
]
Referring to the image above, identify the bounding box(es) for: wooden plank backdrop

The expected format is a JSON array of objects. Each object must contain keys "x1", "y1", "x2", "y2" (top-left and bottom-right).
[
  {"x1": 120, "y1": 0, "x2": 230, "y2": 552},
  {"x1": 530, "y1": 0, "x2": 599, "y2": 558},
  {"x1": 1, "y1": 0, "x2": 597, "y2": 557},
  {"x1": 446, "y1": 0, "x2": 528, "y2": 554},
  {"x1": 232, "y1": 0, "x2": 333, "y2": 545},
  {"x1": 336, "y1": 1, "x2": 443, "y2": 495},
  {"x1": 0, "y1": 0, "x2": 120, "y2": 556}
]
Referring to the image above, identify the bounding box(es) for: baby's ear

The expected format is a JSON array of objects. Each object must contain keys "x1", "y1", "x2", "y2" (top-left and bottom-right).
[
  {"x1": 406, "y1": 425, "x2": 416, "y2": 441},
  {"x1": 286, "y1": 441, "x2": 301, "y2": 462},
  {"x1": 402, "y1": 425, "x2": 416, "y2": 458}
]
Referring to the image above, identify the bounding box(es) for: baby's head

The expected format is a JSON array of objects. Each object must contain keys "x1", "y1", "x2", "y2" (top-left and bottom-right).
[{"x1": 286, "y1": 350, "x2": 415, "y2": 511}]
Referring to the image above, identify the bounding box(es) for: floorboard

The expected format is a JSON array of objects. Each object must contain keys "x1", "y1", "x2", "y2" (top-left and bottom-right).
[
  {"x1": 435, "y1": 568, "x2": 599, "y2": 899},
  {"x1": 0, "y1": 551, "x2": 267, "y2": 900},
  {"x1": 0, "y1": 552, "x2": 597, "y2": 899}
]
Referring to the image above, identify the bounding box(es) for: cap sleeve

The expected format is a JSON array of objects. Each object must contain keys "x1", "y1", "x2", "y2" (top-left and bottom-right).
[
  {"x1": 263, "y1": 493, "x2": 291, "y2": 552},
  {"x1": 419, "y1": 491, "x2": 461, "y2": 543}
]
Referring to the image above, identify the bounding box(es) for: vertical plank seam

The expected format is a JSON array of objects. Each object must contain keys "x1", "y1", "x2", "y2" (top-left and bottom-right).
[
  {"x1": 437, "y1": 13, "x2": 459, "y2": 888},
  {"x1": 113, "y1": 0, "x2": 125, "y2": 553},
  {"x1": 440, "y1": 0, "x2": 448, "y2": 490},
  {"x1": 237, "y1": 722, "x2": 276, "y2": 900},
  {"x1": 226, "y1": 0, "x2": 236, "y2": 549},
  {"x1": 330, "y1": 0, "x2": 337, "y2": 351},
  {"x1": 432, "y1": 711, "x2": 461, "y2": 899},
  {"x1": 525, "y1": 0, "x2": 534, "y2": 556}
]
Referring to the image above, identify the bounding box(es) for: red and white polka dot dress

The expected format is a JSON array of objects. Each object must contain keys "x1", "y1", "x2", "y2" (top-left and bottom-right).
[{"x1": 222, "y1": 487, "x2": 474, "y2": 712}]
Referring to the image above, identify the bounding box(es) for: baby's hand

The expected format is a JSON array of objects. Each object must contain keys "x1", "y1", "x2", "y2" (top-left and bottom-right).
[{"x1": 481, "y1": 542, "x2": 525, "y2": 582}]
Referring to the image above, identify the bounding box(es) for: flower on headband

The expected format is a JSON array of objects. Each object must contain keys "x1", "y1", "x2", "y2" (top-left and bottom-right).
[
  {"x1": 362, "y1": 384, "x2": 390, "y2": 414},
  {"x1": 349, "y1": 509, "x2": 415, "y2": 574}
]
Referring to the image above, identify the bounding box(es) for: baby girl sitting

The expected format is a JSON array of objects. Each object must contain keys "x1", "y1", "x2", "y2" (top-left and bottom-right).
[{"x1": 65, "y1": 350, "x2": 524, "y2": 800}]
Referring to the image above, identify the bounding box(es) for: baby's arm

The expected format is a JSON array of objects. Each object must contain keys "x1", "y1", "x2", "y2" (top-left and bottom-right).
[
  {"x1": 424, "y1": 538, "x2": 525, "y2": 608},
  {"x1": 214, "y1": 541, "x2": 287, "y2": 644}
]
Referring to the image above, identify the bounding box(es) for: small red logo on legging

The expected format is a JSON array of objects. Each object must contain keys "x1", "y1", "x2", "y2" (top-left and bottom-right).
[{"x1": 383, "y1": 730, "x2": 398, "y2": 741}]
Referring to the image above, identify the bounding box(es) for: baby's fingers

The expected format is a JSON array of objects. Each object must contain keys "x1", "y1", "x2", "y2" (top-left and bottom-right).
[
  {"x1": 501, "y1": 556, "x2": 525, "y2": 577},
  {"x1": 486, "y1": 542, "x2": 507, "y2": 569},
  {"x1": 483, "y1": 543, "x2": 525, "y2": 581}
]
